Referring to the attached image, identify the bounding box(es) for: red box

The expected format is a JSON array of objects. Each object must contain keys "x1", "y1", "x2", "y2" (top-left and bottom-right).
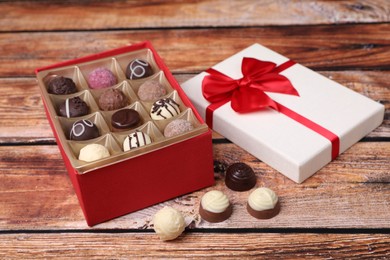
[{"x1": 35, "y1": 41, "x2": 214, "y2": 226}]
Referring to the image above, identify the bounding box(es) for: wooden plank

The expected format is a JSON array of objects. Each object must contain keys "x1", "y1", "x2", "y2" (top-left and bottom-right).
[
  {"x1": 1, "y1": 24, "x2": 390, "y2": 77},
  {"x1": 0, "y1": 142, "x2": 389, "y2": 230},
  {"x1": 1, "y1": 0, "x2": 389, "y2": 31},
  {"x1": 0, "y1": 70, "x2": 388, "y2": 144},
  {"x1": 0, "y1": 233, "x2": 389, "y2": 259}
]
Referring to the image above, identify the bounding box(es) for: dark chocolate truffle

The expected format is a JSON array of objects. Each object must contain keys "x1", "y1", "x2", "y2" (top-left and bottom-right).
[
  {"x1": 59, "y1": 96, "x2": 89, "y2": 118},
  {"x1": 98, "y1": 88, "x2": 128, "y2": 111},
  {"x1": 164, "y1": 119, "x2": 194, "y2": 138},
  {"x1": 70, "y1": 119, "x2": 99, "y2": 141},
  {"x1": 225, "y1": 162, "x2": 256, "y2": 191},
  {"x1": 199, "y1": 190, "x2": 232, "y2": 223},
  {"x1": 111, "y1": 108, "x2": 141, "y2": 131},
  {"x1": 126, "y1": 59, "x2": 153, "y2": 80},
  {"x1": 87, "y1": 67, "x2": 117, "y2": 89},
  {"x1": 47, "y1": 76, "x2": 77, "y2": 95},
  {"x1": 137, "y1": 80, "x2": 166, "y2": 101}
]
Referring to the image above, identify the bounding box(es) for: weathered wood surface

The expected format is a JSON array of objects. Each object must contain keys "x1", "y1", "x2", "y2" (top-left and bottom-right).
[
  {"x1": 1, "y1": 1, "x2": 389, "y2": 258},
  {"x1": 1, "y1": 233, "x2": 390, "y2": 259},
  {"x1": 2, "y1": 0, "x2": 389, "y2": 32},
  {"x1": 1, "y1": 24, "x2": 390, "y2": 77},
  {"x1": 1, "y1": 142, "x2": 389, "y2": 230}
]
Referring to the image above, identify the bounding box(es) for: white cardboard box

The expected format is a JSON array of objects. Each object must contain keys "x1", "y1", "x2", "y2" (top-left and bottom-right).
[{"x1": 181, "y1": 43, "x2": 384, "y2": 183}]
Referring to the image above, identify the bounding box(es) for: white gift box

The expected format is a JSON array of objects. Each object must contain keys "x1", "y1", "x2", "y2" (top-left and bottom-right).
[{"x1": 181, "y1": 43, "x2": 384, "y2": 183}]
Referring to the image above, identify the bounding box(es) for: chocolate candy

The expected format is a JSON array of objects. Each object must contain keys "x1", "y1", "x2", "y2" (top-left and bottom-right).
[
  {"x1": 98, "y1": 88, "x2": 128, "y2": 111},
  {"x1": 87, "y1": 67, "x2": 117, "y2": 89},
  {"x1": 59, "y1": 96, "x2": 89, "y2": 118},
  {"x1": 153, "y1": 206, "x2": 185, "y2": 241},
  {"x1": 47, "y1": 76, "x2": 77, "y2": 95},
  {"x1": 247, "y1": 187, "x2": 280, "y2": 219},
  {"x1": 225, "y1": 162, "x2": 256, "y2": 191},
  {"x1": 199, "y1": 190, "x2": 232, "y2": 223},
  {"x1": 126, "y1": 59, "x2": 153, "y2": 80},
  {"x1": 123, "y1": 131, "x2": 152, "y2": 151},
  {"x1": 70, "y1": 119, "x2": 99, "y2": 141},
  {"x1": 111, "y1": 108, "x2": 141, "y2": 131},
  {"x1": 164, "y1": 119, "x2": 194, "y2": 138},
  {"x1": 78, "y1": 143, "x2": 110, "y2": 162},
  {"x1": 150, "y1": 98, "x2": 180, "y2": 120},
  {"x1": 137, "y1": 80, "x2": 166, "y2": 101}
]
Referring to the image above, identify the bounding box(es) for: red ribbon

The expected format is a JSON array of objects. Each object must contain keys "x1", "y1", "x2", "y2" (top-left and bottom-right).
[{"x1": 202, "y1": 57, "x2": 340, "y2": 160}]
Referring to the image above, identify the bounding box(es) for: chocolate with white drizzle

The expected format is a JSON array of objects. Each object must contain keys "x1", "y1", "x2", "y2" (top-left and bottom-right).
[
  {"x1": 123, "y1": 131, "x2": 152, "y2": 151},
  {"x1": 59, "y1": 96, "x2": 89, "y2": 118},
  {"x1": 150, "y1": 98, "x2": 180, "y2": 120},
  {"x1": 70, "y1": 119, "x2": 99, "y2": 141}
]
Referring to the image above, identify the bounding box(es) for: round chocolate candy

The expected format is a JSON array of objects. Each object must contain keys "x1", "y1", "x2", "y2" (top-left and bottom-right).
[
  {"x1": 137, "y1": 80, "x2": 166, "y2": 101},
  {"x1": 87, "y1": 67, "x2": 117, "y2": 89},
  {"x1": 126, "y1": 59, "x2": 153, "y2": 80},
  {"x1": 98, "y1": 88, "x2": 128, "y2": 111},
  {"x1": 79, "y1": 143, "x2": 110, "y2": 162},
  {"x1": 70, "y1": 119, "x2": 99, "y2": 141},
  {"x1": 59, "y1": 96, "x2": 89, "y2": 118},
  {"x1": 111, "y1": 108, "x2": 141, "y2": 131},
  {"x1": 225, "y1": 162, "x2": 257, "y2": 191},
  {"x1": 150, "y1": 98, "x2": 180, "y2": 120},
  {"x1": 247, "y1": 187, "x2": 281, "y2": 219},
  {"x1": 199, "y1": 190, "x2": 232, "y2": 223},
  {"x1": 47, "y1": 76, "x2": 77, "y2": 95},
  {"x1": 164, "y1": 119, "x2": 194, "y2": 138},
  {"x1": 123, "y1": 131, "x2": 152, "y2": 151}
]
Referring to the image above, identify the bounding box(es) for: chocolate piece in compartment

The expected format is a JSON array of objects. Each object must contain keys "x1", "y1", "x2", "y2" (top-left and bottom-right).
[
  {"x1": 111, "y1": 109, "x2": 142, "y2": 132},
  {"x1": 132, "y1": 71, "x2": 173, "y2": 102},
  {"x1": 58, "y1": 112, "x2": 110, "y2": 140},
  {"x1": 123, "y1": 131, "x2": 152, "y2": 151},
  {"x1": 79, "y1": 143, "x2": 110, "y2": 162},
  {"x1": 68, "y1": 134, "x2": 122, "y2": 165},
  {"x1": 126, "y1": 59, "x2": 153, "y2": 80},
  {"x1": 87, "y1": 67, "x2": 117, "y2": 89},
  {"x1": 164, "y1": 119, "x2": 194, "y2": 138},
  {"x1": 78, "y1": 57, "x2": 126, "y2": 90},
  {"x1": 59, "y1": 96, "x2": 89, "y2": 118},
  {"x1": 98, "y1": 88, "x2": 129, "y2": 111},
  {"x1": 150, "y1": 98, "x2": 180, "y2": 120},
  {"x1": 70, "y1": 119, "x2": 100, "y2": 141},
  {"x1": 42, "y1": 66, "x2": 88, "y2": 94}
]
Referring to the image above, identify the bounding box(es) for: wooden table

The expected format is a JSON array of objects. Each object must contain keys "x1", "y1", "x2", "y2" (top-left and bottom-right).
[{"x1": 1, "y1": 1, "x2": 389, "y2": 258}]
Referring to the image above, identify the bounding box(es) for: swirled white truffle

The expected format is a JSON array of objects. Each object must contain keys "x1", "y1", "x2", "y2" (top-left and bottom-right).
[
  {"x1": 153, "y1": 206, "x2": 185, "y2": 241},
  {"x1": 123, "y1": 131, "x2": 152, "y2": 151},
  {"x1": 247, "y1": 187, "x2": 281, "y2": 219},
  {"x1": 78, "y1": 144, "x2": 110, "y2": 162},
  {"x1": 199, "y1": 190, "x2": 232, "y2": 223},
  {"x1": 150, "y1": 98, "x2": 180, "y2": 120}
]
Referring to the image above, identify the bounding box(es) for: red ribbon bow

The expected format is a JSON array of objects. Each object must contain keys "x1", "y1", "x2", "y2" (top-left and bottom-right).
[{"x1": 202, "y1": 57, "x2": 299, "y2": 113}]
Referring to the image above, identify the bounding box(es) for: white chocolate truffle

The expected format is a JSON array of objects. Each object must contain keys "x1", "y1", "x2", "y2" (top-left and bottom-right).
[
  {"x1": 78, "y1": 143, "x2": 110, "y2": 162},
  {"x1": 123, "y1": 131, "x2": 152, "y2": 151},
  {"x1": 153, "y1": 206, "x2": 185, "y2": 241},
  {"x1": 201, "y1": 190, "x2": 230, "y2": 214},
  {"x1": 150, "y1": 98, "x2": 180, "y2": 120},
  {"x1": 248, "y1": 187, "x2": 278, "y2": 211}
]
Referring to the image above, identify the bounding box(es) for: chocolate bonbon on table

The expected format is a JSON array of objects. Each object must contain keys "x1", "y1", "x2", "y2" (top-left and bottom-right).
[{"x1": 225, "y1": 162, "x2": 257, "y2": 191}]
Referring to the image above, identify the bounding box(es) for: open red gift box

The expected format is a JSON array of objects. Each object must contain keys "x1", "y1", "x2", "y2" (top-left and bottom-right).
[{"x1": 35, "y1": 41, "x2": 214, "y2": 226}]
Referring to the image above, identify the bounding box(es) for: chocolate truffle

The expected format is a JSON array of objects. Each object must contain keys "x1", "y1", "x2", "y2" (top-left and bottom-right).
[
  {"x1": 59, "y1": 96, "x2": 89, "y2": 118},
  {"x1": 123, "y1": 131, "x2": 152, "y2": 151},
  {"x1": 98, "y1": 88, "x2": 128, "y2": 111},
  {"x1": 137, "y1": 80, "x2": 167, "y2": 101},
  {"x1": 247, "y1": 187, "x2": 281, "y2": 219},
  {"x1": 111, "y1": 108, "x2": 141, "y2": 131},
  {"x1": 225, "y1": 162, "x2": 256, "y2": 191},
  {"x1": 126, "y1": 59, "x2": 153, "y2": 80},
  {"x1": 47, "y1": 76, "x2": 77, "y2": 95},
  {"x1": 199, "y1": 190, "x2": 232, "y2": 223},
  {"x1": 87, "y1": 67, "x2": 117, "y2": 89},
  {"x1": 69, "y1": 119, "x2": 99, "y2": 141},
  {"x1": 78, "y1": 143, "x2": 110, "y2": 162},
  {"x1": 150, "y1": 98, "x2": 180, "y2": 120},
  {"x1": 153, "y1": 206, "x2": 185, "y2": 241},
  {"x1": 164, "y1": 119, "x2": 194, "y2": 138}
]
